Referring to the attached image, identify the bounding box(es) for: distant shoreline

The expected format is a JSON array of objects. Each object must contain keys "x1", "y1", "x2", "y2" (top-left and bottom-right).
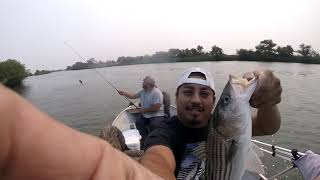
[
  {"x1": 64, "y1": 56, "x2": 320, "y2": 72},
  {"x1": 65, "y1": 40, "x2": 320, "y2": 71},
  {"x1": 2, "y1": 39, "x2": 319, "y2": 90},
  {"x1": 29, "y1": 57, "x2": 319, "y2": 78}
]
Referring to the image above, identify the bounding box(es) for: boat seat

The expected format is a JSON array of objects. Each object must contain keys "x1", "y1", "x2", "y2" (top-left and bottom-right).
[{"x1": 122, "y1": 129, "x2": 141, "y2": 151}]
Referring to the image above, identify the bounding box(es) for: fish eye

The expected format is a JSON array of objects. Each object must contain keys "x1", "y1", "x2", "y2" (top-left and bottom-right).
[{"x1": 223, "y1": 95, "x2": 230, "y2": 104}]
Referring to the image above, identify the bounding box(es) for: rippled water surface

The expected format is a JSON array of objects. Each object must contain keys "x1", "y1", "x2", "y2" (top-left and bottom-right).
[{"x1": 23, "y1": 61, "x2": 320, "y2": 179}]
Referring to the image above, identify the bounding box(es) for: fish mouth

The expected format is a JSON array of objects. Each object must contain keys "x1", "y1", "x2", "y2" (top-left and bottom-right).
[{"x1": 229, "y1": 75, "x2": 257, "y2": 89}]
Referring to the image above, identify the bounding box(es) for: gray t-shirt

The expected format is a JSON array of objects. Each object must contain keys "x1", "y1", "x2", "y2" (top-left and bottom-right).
[{"x1": 136, "y1": 87, "x2": 164, "y2": 118}]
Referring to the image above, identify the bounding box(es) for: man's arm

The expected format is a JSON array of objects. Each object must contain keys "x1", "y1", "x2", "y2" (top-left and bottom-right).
[
  {"x1": 118, "y1": 90, "x2": 139, "y2": 99},
  {"x1": 142, "y1": 103, "x2": 161, "y2": 113},
  {"x1": 243, "y1": 70, "x2": 282, "y2": 136},
  {"x1": 140, "y1": 145, "x2": 176, "y2": 180},
  {"x1": 252, "y1": 105, "x2": 281, "y2": 136}
]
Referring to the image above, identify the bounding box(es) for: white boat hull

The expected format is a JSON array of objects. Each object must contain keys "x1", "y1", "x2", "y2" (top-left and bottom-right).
[{"x1": 112, "y1": 105, "x2": 177, "y2": 150}]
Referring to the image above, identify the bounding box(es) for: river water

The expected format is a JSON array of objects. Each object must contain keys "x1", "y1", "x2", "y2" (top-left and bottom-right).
[{"x1": 22, "y1": 61, "x2": 320, "y2": 179}]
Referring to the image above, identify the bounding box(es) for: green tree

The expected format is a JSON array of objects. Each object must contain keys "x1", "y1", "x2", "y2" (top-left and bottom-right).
[
  {"x1": 297, "y1": 44, "x2": 312, "y2": 57},
  {"x1": 0, "y1": 59, "x2": 28, "y2": 88},
  {"x1": 276, "y1": 45, "x2": 294, "y2": 58},
  {"x1": 196, "y1": 45, "x2": 204, "y2": 54},
  {"x1": 311, "y1": 50, "x2": 320, "y2": 57},
  {"x1": 255, "y1": 39, "x2": 277, "y2": 60},
  {"x1": 237, "y1": 49, "x2": 256, "y2": 60},
  {"x1": 87, "y1": 58, "x2": 96, "y2": 64},
  {"x1": 168, "y1": 49, "x2": 181, "y2": 57},
  {"x1": 179, "y1": 49, "x2": 192, "y2": 57},
  {"x1": 34, "y1": 70, "x2": 51, "y2": 76},
  {"x1": 190, "y1": 48, "x2": 198, "y2": 56},
  {"x1": 86, "y1": 58, "x2": 96, "y2": 68},
  {"x1": 142, "y1": 55, "x2": 152, "y2": 61},
  {"x1": 210, "y1": 45, "x2": 223, "y2": 58}
]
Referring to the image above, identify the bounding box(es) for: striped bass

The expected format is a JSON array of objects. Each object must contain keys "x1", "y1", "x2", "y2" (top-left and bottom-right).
[{"x1": 194, "y1": 75, "x2": 257, "y2": 180}]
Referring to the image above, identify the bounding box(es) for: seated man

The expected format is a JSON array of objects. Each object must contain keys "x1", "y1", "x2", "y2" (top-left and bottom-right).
[
  {"x1": 118, "y1": 76, "x2": 165, "y2": 146},
  {"x1": 140, "y1": 67, "x2": 282, "y2": 179}
]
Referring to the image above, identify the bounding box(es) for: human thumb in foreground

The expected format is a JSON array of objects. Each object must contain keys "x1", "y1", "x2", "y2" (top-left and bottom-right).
[{"x1": 0, "y1": 84, "x2": 161, "y2": 180}]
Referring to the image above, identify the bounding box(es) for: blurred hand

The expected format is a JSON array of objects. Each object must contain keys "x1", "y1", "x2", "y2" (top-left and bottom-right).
[
  {"x1": 293, "y1": 150, "x2": 320, "y2": 180},
  {"x1": 129, "y1": 108, "x2": 142, "y2": 114},
  {"x1": 137, "y1": 108, "x2": 143, "y2": 113},
  {"x1": 0, "y1": 85, "x2": 160, "y2": 180},
  {"x1": 243, "y1": 69, "x2": 282, "y2": 108}
]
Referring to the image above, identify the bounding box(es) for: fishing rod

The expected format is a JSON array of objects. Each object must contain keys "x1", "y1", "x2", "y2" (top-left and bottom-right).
[{"x1": 64, "y1": 41, "x2": 139, "y2": 108}]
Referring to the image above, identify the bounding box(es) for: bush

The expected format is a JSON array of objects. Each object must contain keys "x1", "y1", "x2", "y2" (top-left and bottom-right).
[{"x1": 0, "y1": 59, "x2": 28, "y2": 88}]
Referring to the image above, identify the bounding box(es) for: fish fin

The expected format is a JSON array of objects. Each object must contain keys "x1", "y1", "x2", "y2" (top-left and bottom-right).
[
  {"x1": 199, "y1": 173, "x2": 206, "y2": 180},
  {"x1": 245, "y1": 143, "x2": 265, "y2": 174},
  {"x1": 193, "y1": 141, "x2": 207, "y2": 161},
  {"x1": 226, "y1": 139, "x2": 237, "y2": 162},
  {"x1": 250, "y1": 142, "x2": 264, "y2": 157},
  {"x1": 241, "y1": 170, "x2": 261, "y2": 180}
]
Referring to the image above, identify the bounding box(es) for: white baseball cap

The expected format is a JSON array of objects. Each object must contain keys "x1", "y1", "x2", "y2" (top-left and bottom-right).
[{"x1": 177, "y1": 67, "x2": 215, "y2": 92}]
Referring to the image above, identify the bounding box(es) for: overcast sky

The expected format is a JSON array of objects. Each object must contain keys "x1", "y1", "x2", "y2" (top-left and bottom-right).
[{"x1": 0, "y1": 0, "x2": 319, "y2": 71}]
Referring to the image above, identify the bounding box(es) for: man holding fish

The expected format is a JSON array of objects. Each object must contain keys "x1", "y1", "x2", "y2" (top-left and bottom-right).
[{"x1": 140, "y1": 67, "x2": 282, "y2": 180}]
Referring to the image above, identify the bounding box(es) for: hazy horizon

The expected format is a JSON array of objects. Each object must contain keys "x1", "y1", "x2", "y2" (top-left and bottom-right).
[{"x1": 1, "y1": 0, "x2": 319, "y2": 71}]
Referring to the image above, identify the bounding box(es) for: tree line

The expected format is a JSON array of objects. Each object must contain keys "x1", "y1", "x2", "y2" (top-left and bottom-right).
[
  {"x1": 237, "y1": 40, "x2": 319, "y2": 63},
  {"x1": 66, "y1": 39, "x2": 320, "y2": 71},
  {"x1": 1, "y1": 39, "x2": 319, "y2": 88},
  {"x1": 66, "y1": 58, "x2": 117, "y2": 70}
]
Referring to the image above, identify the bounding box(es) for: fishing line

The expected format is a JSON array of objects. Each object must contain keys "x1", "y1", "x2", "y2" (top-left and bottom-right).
[{"x1": 64, "y1": 41, "x2": 138, "y2": 108}]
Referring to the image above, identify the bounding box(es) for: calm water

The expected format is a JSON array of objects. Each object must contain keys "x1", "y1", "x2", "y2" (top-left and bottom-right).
[{"x1": 23, "y1": 61, "x2": 320, "y2": 179}]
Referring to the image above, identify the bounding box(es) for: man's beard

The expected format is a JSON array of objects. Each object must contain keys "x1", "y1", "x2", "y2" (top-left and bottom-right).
[
  {"x1": 189, "y1": 116, "x2": 202, "y2": 126},
  {"x1": 142, "y1": 85, "x2": 147, "y2": 90},
  {"x1": 186, "y1": 106, "x2": 204, "y2": 112},
  {"x1": 185, "y1": 103, "x2": 204, "y2": 126},
  {"x1": 186, "y1": 102, "x2": 205, "y2": 112}
]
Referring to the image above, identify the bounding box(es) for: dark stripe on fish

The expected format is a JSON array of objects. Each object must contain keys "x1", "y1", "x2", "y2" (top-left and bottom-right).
[
  {"x1": 206, "y1": 131, "x2": 234, "y2": 180},
  {"x1": 229, "y1": 161, "x2": 232, "y2": 180},
  {"x1": 219, "y1": 138, "x2": 223, "y2": 179},
  {"x1": 218, "y1": 136, "x2": 222, "y2": 180}
]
